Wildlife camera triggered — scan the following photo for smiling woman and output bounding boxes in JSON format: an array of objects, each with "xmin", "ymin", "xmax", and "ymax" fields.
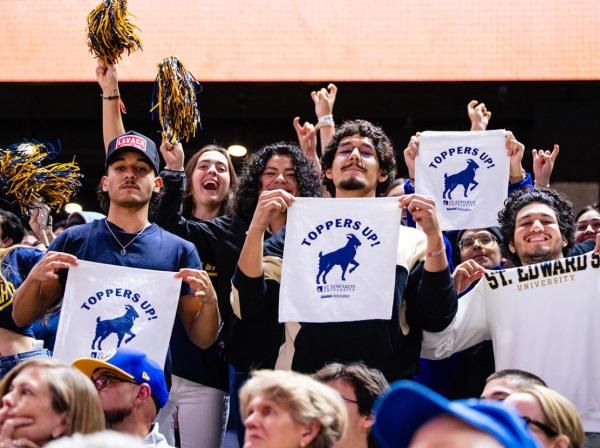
[{"xmin": 0, "ymin": 358, "xmax": 105, "ymax": 447}]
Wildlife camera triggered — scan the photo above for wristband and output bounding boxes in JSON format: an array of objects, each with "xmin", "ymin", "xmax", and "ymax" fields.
[
  {"xmin": 101, "ymin": 92, "xmax": 120, "ymax": 100},
  {"xmin": 425, "ymin": 248, "xmax": 445, "ymax": 258},
  {"xmin": 315, "ymin": 114, "xmax": 334, "ymax": 130}
]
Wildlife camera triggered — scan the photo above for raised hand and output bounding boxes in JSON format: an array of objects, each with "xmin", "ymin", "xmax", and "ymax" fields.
[
  {"xmin": 96, "ymin": 59, "xmax": 119, "ymax": 96},
  {"xmin": 403, "ymin": 133, "xmax": 421, "ymax": 180},
  {"xmin": 505, "ymin": 131, "xmax": 526, "ymax": 182},
  {"xmin": 311, "ymin": 83, "xmax": 337, "ymax": 118},
  {"xmin": 293, "ymin": 117, "xmax": 318, "ymax": 166},
  {"xmin": 532, "ymin": 144, "xmax": 559, "ymax": 188},
  {"xmin": 250, "ymin": 190, "xmax": 295, "ymax": 233},
  {"xmin": 399, "ymin": 194, "xmax": 441, "ymax": 237},
  {"xmin": 452, "ymin": 259, "xmax": 485, "ymax": 294},
  {"xmin": 159, "ymin": 138, "xmax": 185, "ymax": 171},
  {"xmin": 467, "ymin": 100, "xmax": 492, "ymax": 131}
]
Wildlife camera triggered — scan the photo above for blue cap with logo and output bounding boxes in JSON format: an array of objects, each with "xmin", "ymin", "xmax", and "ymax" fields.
[
  {"xmin": 106, "ymin": 130, "xmax": 160, "ymax": 174},
  {"xmin": 72, "ymin": 347, "xmax": 168, "ymax": 409},
  {"xmin": 373, "ymin": 380, "xmax": 540, "ymax": 448}
]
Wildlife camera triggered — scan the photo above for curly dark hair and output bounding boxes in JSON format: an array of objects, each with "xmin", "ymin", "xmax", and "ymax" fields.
[
  {"xmin": 320, "ymin": 120, "xmax": 397, "ymax": 197},
  {"xmin": 183, "ymin": 145, "xmax": 238, "ymax": 218},
  {"xmin": 497, "ymin": 187, "xmax": 575, "ymax": 265},
  {"xmin": 233, "ymin": 142, "xmax": 322, "ymax": 222}
]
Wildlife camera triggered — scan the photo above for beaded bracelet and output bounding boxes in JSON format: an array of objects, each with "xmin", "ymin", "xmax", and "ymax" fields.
[{"xmin": 101, "ymin": 92, "xmax": 120, "ymax": 100}]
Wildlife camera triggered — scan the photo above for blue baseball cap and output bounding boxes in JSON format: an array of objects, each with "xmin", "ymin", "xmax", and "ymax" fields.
[
  {"xmin": 72, "ymin": 347, "xmax": 168, "ymax": 409},
  {"xmin": 106, "ymin": 130, "xmax": 160, "ymax": 174},
  {"xmin": 373, "ymin": 380, "xmax": 539, "ymax": 448}
]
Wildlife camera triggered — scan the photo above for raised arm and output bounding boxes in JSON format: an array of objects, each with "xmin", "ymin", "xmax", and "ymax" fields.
[
  {"xmin": 312, "ymin": 83, "xmax": 337, "ymax": 152},
  {"xmin": 97, "ymin": 59, "xmax": 125, "ymax": 151},
  {"xmin": 403, "ymin": 133, "xmax": 421, "ymax": 188},
  {"xmin": 532, "ymin": 144, "xmax": 560, "ymax": 189},
  {"xmin": 12, "ymin": 251, "xmax": 77, "ymax": 326},
  {"xmin": 237, "ymin": 190, "xmax": 294, "ymax": 278},
  {"xmin": 293, "ymin": 117, "xmax": 319, "ymax": 173},
  {"xmin": 467, "ymin": 100, "xmax": 492, "ymax": 131},
  {"xmin": 399, "ymin": 194, "xmax": 448, "ymax": 273}
]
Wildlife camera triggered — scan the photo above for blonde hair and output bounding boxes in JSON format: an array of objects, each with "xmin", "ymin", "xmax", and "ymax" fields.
[
  {"xmin": 240, "ymin": 369, "xmax": 347, "ymax": 448},
  {"xmin": 519, "ymin": 385, "xmax": 584, "ymax": 448},
  {"xmin": 0, "ymin": 358, "xmax": 106, "ymax": 437}
]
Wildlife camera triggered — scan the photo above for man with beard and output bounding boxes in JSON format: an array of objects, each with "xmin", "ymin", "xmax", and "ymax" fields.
[
  {"xmin": 233, "ymin": 119, "xmax": 457, "ymax": 381},
  {"xmin": 73, "ymin": 348, "xmax": 172, "ymax": 447},
  {"xmin": 421, "ymin": 188, "xmax": 600, "ymax": 439}
]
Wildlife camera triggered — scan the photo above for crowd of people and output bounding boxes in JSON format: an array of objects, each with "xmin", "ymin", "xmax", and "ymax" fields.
[{"xmin": 0, "ymin": 68, "xmax": 598, "ymax": 448}]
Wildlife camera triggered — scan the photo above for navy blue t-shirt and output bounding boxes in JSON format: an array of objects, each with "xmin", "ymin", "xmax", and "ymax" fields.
[
  {"xmin": 50, "ymin": 219, "xmax": 200, "ymax": 294},
  {"xmin": 1, "ymin": 246, "xmax": 44, "ymax": 337},
  {"xmin": 45, "ymin": 219, "xmax": 201, "ymax": 365}
]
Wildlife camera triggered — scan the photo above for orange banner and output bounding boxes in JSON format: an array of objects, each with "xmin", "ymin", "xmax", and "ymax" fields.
[{"xmin": 1, "ymin": 0, "xmax": 599, "ymax": 82}]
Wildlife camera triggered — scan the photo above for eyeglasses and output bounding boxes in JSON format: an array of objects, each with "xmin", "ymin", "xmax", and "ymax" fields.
[
  {"xmin": 459, "ymin": 233, "xmax": 496, "ymax": 250},
  {"xmin": 335, "ymin": 149, "xmax": 376, "ymax": 159},
  {"xmin": 522, "ymin": 416, "xmax": 559, "ymax": 438},
  {"xmin": 92, "ymin": 373, "xmax": 139, "ymax": 391}
]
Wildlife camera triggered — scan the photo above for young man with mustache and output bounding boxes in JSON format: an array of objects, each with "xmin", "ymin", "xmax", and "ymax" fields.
[
  {"xmin": 12, "ymin": 131, "xmax": 219, "ymax": 355},
  {"xmin": 233, "ymin": 119, "xmax": 458, "ymax": 381}
]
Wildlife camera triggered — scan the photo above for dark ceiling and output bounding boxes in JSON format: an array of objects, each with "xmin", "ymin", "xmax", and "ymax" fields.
[{"xmin": 1, "ymin": 81, "xmax": 598, "ymax": 211}]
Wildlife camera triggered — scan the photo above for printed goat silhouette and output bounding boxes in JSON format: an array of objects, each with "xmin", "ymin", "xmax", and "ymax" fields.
[
  {"xmin": 91, "ymin": 304, "xmax": 139, "ymax": 350},
  {"xmin": 316, "ymin": 233, "xmax": 361, "ymax": 285},
  {"xmin": 443, "ymin": 158, "xmax": 480, "ymax": 200}
]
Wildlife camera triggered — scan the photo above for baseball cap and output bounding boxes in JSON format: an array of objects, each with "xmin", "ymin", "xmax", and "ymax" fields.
[
  {"xmin": 72, "ymin": 347, "xmax": 168, "ymax": 409},
  {"xmin": 373, "ymin": 380, "xmax": 539, "ymax": 448},
  {"xmin": 106, "ymin": 131, "xmax": 160, "ymax": 174}
]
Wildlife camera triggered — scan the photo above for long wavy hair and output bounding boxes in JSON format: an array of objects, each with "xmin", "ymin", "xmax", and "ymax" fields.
[
  {"xmin": 233, "ymin": 142, "xmax": 322, "ymax": 222},
  {"xmin": 182, "ymin": 145, "xmax": 238, "ymax": 218}
]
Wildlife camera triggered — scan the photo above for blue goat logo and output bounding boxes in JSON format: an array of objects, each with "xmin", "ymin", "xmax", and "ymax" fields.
[
  {"xmin": 316, "ymin": 233, "xmax": 361, "ymax": 285},
  {"xmin": 442, "ymin": 159, "xmax": 480, "ymax": 200},
  {"xmin": 91, "ymin": 304, "xmax": 140, "ymax": 350}
]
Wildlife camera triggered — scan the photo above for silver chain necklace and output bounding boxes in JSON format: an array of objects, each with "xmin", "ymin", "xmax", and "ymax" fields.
[{"xmin": 104, "ymin": 220, "xmax": 149, "ymax": 256}]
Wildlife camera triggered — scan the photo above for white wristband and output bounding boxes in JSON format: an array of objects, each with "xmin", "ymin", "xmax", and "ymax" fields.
[{"xmin": 315, "ymin": 114, "xmax": 334, "ymax": 130}]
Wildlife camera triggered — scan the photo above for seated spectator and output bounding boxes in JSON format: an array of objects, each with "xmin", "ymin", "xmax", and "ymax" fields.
[
  {"xmin": 373, "ymin": 380, "xmax": 538, "ymax": 447},
  {"xmin": 575, "ymin": 204, "xmax": 600, "ymax": 244},
  {"xmin": 482, "ymin": 369, "xmax": 547, "ymax": 401},
  {"xmin": 505, "ymin": 385, "xmax": 584, "ymax": 448},
  {"xmin": 240, "ymin": 369, "xmax": 347, "ymax": 448},
  {"xmin": 72, "ymin": 348, "xmax": 170, "ymax": 447},
  {"xmin": 314, "ymin": 362, "xmax": 389, "ymax": 448},
  {"xmin": 0, "ymin": 358, "xmax": 105, "ymax": 446}
]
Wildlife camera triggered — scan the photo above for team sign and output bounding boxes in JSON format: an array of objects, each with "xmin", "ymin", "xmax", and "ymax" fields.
[
  {"xmin": 415, "ymin": 130, "xmax": 509, "ymax": 231},
  {"xmin": 279, "ymin": 197, "xmax": 401, "ymax": 323},
  {"xmin": 53, "ymin": 260, "xmax": 181, "ymax": 366}
]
